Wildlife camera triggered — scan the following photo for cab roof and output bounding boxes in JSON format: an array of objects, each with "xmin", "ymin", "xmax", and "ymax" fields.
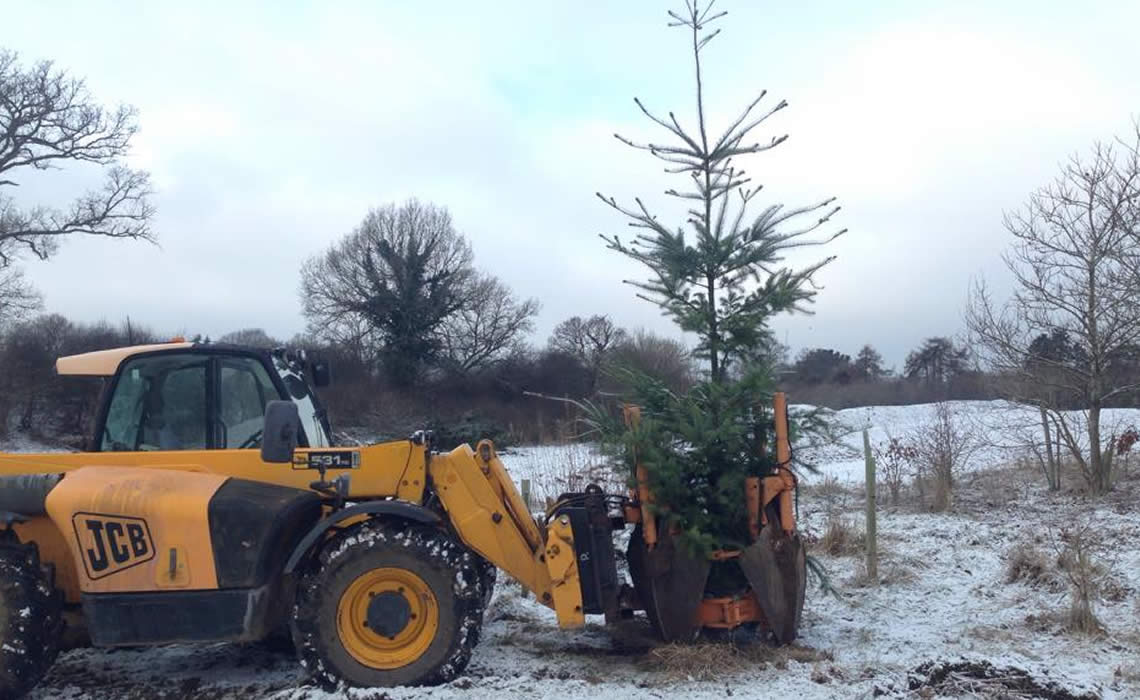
[{"xmin": 55, "ymin": 342, "xmax": 195, "ymax": 377}]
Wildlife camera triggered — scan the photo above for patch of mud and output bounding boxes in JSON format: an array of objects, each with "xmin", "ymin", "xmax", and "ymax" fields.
[
  {"xmin": 32, "ymin": 643, "xmax": 300, "ymax": 700},
  {"xmin": 906, "ymin": 660, "xmax": 1098, "ymax": 700}
]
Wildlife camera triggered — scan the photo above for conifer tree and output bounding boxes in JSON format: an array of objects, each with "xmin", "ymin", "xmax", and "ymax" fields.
[
  {"xmin": 854, "ymin": 344, "xmax": 886, "ymax": 381},
  {"xmin": 597, "ymin": 0, "xmax": 844, "ymax": 551},
  {"xmin": 599, "ymin": 1, "xmax": 844, "ymax": 385}
]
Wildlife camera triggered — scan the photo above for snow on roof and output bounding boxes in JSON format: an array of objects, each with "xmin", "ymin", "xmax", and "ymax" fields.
[{"xmin": 55, "ymin": 342, "xmax": 195, "ymax": 377}]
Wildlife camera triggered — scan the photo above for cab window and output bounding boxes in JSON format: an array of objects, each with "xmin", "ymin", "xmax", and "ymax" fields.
[
  {"xmin": 100, "ymin": 352, "xmax": 288, "ymax": 452},
  {"xmin": 102, "ymin": 354, "xmax": 208, "ymax": 451},
  {"xmin": 219, "ymin": 357, "xmax": 280, "ymax": 449},
  {"xmin": 271, "ymin": 355, "xmax": 331, "ymax": 448}
]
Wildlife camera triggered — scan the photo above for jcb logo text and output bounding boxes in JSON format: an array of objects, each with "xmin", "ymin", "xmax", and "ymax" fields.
[{"xmin": 71, "ymin": 513, "xmax": 155, "ymax": 579}]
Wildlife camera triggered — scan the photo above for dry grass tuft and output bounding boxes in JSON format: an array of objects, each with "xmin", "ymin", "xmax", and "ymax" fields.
[
  {"xmin": 1005, "ymin": 524, "xmax": 1113, "ymax": 638},
  {"xmin": 805, "ymin": 475, "xmax": 852, "ymax": 517},
  {"xmin": 851, "ymin": 556, "xmax": 917, "ymax": 587},
  {"xmin": 642, "ymin": 642, "xmax": 830, "ymax": 682},
  {"xmin": 1057, "ymin": 526, "xmax": 1108, "ymax": 637},
  {"xmin": 1066, "ymin": 593, "xmax": 1105, "ymax": 637},
  {"xmin": 815, "ymin": 517, "xmax": 865, "ymax": 557},
  {"xmin": 1004, "ymin": 543, "xmax": 1058, "ymax": 589}
]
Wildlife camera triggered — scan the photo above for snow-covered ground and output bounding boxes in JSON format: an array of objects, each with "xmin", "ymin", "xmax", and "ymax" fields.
[
  {"xmin": 794, "ymin": 400, "xmax": 1140, "ymax": 484},
  {"xmin": 22, "ymin": 401, "xmax": 1140, "ymax": 699}
]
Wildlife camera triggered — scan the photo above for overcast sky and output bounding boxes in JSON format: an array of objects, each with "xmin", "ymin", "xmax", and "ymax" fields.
[{"xmin": 5, "ymin": 1, "xmax": 1139, "ymax": 369}]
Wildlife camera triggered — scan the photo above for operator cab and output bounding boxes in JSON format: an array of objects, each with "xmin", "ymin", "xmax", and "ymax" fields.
[{"xmin": 55, "ymin": 341, "xmax": 333, "ymax": 453}]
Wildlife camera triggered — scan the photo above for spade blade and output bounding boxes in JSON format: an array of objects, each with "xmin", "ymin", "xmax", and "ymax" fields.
[
  {"xmin": 739, "ymin": 524, "xmax": 807, "ymax": 643},
  {"xmin": 627, "ymin": 524, "xmax": 709, "ymax": 643}
]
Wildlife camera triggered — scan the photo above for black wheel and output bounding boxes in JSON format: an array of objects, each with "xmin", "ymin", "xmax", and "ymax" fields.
[
  {"xmin": 463, "ymin": 556, "xmax": 495, "ymax": 650},
  {"xmin": 0, "ymin": 544, "xmax": 64, "ymax": 699},
  {"xmin": 475, "ymin": 556, "xmax": 496, "ymax": 612},
  {"xmin": 291, "ymin": 523, "xmax": 484, "ymax": 688}
]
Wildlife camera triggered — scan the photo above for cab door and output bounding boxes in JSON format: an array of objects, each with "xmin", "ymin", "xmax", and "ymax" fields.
[
  {"xmin": 215, "ymin": 355, "xmax": 280, "ymax": 450},
  {"xmin": 99, "ymin": 350, "xmax": 291, "ymax": 454},
  {"xmin": 91, "ymin": 349, "xmax": 374, "ymax": 490},
  {"xmin": 100, "ymin": 352, "xmax": 212, "ymax": 452}
]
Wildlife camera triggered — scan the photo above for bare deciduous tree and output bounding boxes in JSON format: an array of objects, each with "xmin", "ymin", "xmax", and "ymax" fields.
[
  {"xmin": 0, "ymin": 314, "xmax": 156, "ymax": 439},
  {"xmin": 218, "ymin": 328, "xmax": 282, "ymax": 349},
  {"xmin": 608, "ymin": 329, "xmax": 695, "ymax": 394},
  {"xmin": 0, "ymin": 49, "xmax": 155, "ymax": 324},
  {"xmin": 301, "ymin": 200, "xmax": 473, "ymax": 387},
  {"xmin": 966, "ymin": 123, "xmax": 1140, "ymax": 495},
  {"xmin": 0, "ymin": 269, "xmax": 38, "ymax": 327},
  {"xmin": 547, "ymin": 314, "xmax": 627, "ymax": 393},
  {"xmin": 440, "ymin": 273, "xmax": 539, "ymax": 374}
]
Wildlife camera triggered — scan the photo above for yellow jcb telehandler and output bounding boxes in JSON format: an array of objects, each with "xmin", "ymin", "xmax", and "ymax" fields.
[{"xmin": 0, "ymin": 341, "xmax": 806, "ymax": 697}]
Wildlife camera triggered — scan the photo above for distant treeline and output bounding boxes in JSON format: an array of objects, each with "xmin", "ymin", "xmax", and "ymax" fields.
[
  {"xmin": 0, "ymin": 313, "xmax": 694, "ymax": 448},
  {"xmin": 781, "ymin": 335, "xmax": 1140, "ymax": 411},
  {"xmin": 4, "ymin": 313, "xmax": 1134, "ymax": 448}
]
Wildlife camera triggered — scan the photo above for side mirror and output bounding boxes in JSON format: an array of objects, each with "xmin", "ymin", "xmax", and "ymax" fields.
[
  {"xmin": 261, "ymin": 400, "xmax": 300, "ymax": 463},
  {"xmin": 309, "ymin": 358, "xmax": 332, "ymax": 388}
]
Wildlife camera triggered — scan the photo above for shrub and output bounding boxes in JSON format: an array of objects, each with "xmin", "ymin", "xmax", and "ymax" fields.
[
  {"xmin": 1056, "ymin": 525, "xmax": 1107, "ymax": 636},
  {"xmin": 909, "ymin": 403, "xmax": 981, "ymax": 511},
  {"xmin": 816, "ymin": 518, "xmax": 865, "ymax": 557},
  {"xmin": 875, "ymin": 437, "xmax": 916, "ymax": 506},
  {"xmin": 426, "ymin": 412, "xmax": 511, "ymax": 451}
]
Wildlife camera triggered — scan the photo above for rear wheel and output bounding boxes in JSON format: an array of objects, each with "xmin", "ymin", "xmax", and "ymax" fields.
[
  {"xmin": 291, "ymin": 523, "xmax": 484, "ymax": 688},
  {"xmin": 0, "ymin": 543, "xmax": 64, "ymax": 699}
]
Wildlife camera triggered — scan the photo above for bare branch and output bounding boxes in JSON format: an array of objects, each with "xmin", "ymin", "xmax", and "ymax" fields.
[{"xmin": 0, "ymin": 49, "xmax": 156, "ymax": 271}]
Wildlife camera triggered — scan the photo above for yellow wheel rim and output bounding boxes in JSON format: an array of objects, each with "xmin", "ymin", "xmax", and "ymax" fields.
[{"xmin": 336, "ymin": 567, "xmax": 439, "ymax": 669}]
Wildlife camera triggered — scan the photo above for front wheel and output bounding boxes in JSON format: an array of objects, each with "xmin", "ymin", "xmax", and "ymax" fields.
[{"xmin": 291, "ymin": 523, "xmax": 484, "ymax": 688}]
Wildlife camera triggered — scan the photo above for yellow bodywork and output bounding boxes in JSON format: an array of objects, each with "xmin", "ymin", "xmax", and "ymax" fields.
[
  {"xmin": 428, "ymin": 440, "xmax": 583, "ymax": 628},
  {"xmin": 4, "ymin": 436, "xmax": 586, "ymax": 628},
  {"xmin": 45, "ymin": 466, "xmax": 225, "ymax": 594},
  {"xmin": 5, "ymin": 440, "xmax": 424, "ymax": 603}
]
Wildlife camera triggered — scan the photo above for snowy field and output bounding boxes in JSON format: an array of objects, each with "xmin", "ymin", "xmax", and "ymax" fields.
[
  {"xmin": 792, "ymin": 401, "xmax": 1140, "ymax": 485},
  {"xmin": 21, "ymin": 401, "xmax": 1140, "ymax": 699}
]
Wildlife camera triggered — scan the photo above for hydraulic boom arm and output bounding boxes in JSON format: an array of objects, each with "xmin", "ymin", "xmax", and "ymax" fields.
[{"xmin": 428, "ymin": 441, "xmax": 585, "ymax": 628}]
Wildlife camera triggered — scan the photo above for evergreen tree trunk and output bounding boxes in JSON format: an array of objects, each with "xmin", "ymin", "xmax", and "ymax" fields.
[{"xmin": 690, "ymin": 10, "xmax": 719, "ymax": 385}]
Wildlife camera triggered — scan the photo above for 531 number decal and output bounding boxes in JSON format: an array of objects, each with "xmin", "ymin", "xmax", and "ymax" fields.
[{"xmin": 292, "ymin": 450, "xmax": 360, "ymax": 470}]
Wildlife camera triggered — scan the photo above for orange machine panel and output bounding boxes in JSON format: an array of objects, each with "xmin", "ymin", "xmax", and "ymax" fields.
[{"xmin": 44, "ymin": 466, "xmax": 226, "ymax": 594}]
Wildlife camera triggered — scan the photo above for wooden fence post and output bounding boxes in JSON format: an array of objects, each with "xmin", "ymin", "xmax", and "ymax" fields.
[{"xmin": 863, "ymin": 428, "xmax": 878, "ymax": 584}]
